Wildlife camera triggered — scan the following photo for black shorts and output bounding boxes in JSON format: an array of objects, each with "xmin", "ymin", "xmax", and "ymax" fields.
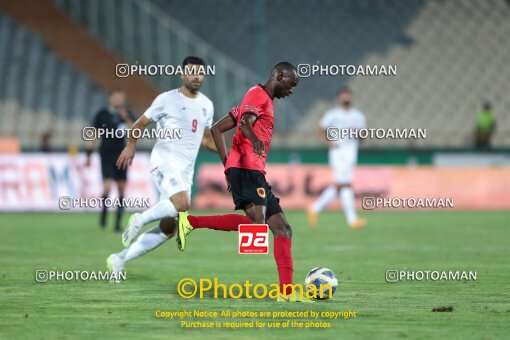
[
  {"xmin": 226, "ymin": 168, "xmax": 283, "ymax": 219},
  {"xmin": 100, "ymin": 153, "xmax": 127, "ymax": 180}
]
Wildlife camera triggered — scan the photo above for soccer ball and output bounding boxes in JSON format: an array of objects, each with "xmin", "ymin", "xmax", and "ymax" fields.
[{"xmin": 304, "ymin": 267, "xmax": 338, "ymax": 300}]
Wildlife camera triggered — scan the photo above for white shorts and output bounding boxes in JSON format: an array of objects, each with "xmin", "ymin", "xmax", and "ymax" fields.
[
  {"xmin": 151, "ymin": 165, "xmax": 192, "ymax": 202},
  {"xmin": 329, "ymin": 146, "xmax": 358, "ymax": 184}
]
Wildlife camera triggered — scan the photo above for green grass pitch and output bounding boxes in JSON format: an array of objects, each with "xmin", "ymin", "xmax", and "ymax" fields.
[{"xmin": 1, "ymin": 210, "xmax": 509, "ymax": 339}]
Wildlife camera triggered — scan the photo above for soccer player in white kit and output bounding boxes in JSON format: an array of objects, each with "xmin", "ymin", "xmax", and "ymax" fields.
[
  {"xmin": 106, "ymin": 56, "xmax": 217, "ymax": 277},
  {"xmin": 308, "ymin": 87, "xmax": 367, "ymax": 229}
]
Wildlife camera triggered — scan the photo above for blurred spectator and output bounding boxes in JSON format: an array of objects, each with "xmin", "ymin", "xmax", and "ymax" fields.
[
  {"xmin": 474, "ymin": 102, "xmax": 496, "ymax": 149},
  {"xmin": 40, "ymin": 131, "xmax": 52, "ymax": 152},
  {"xmin": 86, "ymin": 90, "xmax": 136, "ymax": 232}
]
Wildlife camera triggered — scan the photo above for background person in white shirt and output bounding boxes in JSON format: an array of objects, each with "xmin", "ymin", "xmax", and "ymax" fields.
[{"xmin": 308, "ymin": 87, "xmax": 367, "ymax": 229}]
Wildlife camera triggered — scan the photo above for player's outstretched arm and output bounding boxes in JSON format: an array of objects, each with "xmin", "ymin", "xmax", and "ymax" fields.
[
  {"xmin": 239, "ymin": 113, "xmax": 265, "ymax": 156},
  {"xmin": 201, "ymin": 128, "xmax": 218, "ymax": 153},
  {"xmin": 85, "ymin": 139, "xmax": 96, "ymax": 167},
  {"xmin": 317, "ymin": 126, "xmax": 328, "ymax": 144},
  {"xmin": 210, "ymin": 114, "xmax": 235, "ymax": 165},
  {"xmin": 317, "ymin": 126, "xmax": 337, "ymax": 148},
  {"xmin": 116, "ymin": 115, "xmax": 151, "ymax": 169},
  {"xmin": 86, "ymin": 112, "xmax": 100, "ymax": 167}
]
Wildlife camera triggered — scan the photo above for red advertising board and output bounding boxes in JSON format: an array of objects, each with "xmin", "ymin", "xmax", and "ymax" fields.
[
  {"xmin": 0, "ymin": 153, "xmax": 157, "ymax": 211},
  {"xmin": 193, "ymin": 164, "xmax": 510, "ymax": 210}
]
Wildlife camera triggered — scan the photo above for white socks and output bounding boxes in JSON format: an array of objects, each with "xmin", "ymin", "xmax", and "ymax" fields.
[
  {"xmin": 312, "ymin": 186, "xmax": 337, "ymax": 213},
  {"xmin": 139, "ymin": 200, "xmax": 178, "ymax": 226},
  {"xmin": 312, "ymin": 186, "xmax": 358, "ymax": 225},
  {"xmin": 115, "ymin": 200, "xmax": 177, "ymax": 265},
  {"xmin": 340, "ymin": 187, "xmax": 357, "ymax": 225},
  {"xmin": 116, "ymin": 249, "xmax": 128, "ymax": 259},
  {"xmin": 122, "ymin": 226, "xmax": 169, "ymax": 263}
]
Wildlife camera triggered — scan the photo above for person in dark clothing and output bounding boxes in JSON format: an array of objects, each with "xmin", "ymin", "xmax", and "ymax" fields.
[
  {"xmin": 40, "ymin": 131, "xmax": 52, "ymax": 152},
  {"xmin": 474, "ymin": 102, "xmax": 496, "ymax": 149},
  {"xmin": 86, "ymin": 90, "xmax": 136, "ymax": 231}
]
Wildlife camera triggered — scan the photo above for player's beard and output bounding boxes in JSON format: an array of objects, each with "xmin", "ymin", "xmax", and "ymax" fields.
[
  {"xmin": 185, "ymin": 81, "xmax": 201, "ymax": 94},
  {"xmin": 274, "ymin": 88, "xmax": 284, "ymax": 99}
]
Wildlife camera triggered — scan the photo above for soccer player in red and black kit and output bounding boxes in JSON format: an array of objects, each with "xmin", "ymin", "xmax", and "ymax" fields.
[{"xmin": 176, "ymin": 62, "xmax": 311, "ymax": 302}]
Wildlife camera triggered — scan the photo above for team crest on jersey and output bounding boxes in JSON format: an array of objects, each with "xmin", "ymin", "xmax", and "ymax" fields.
[
  {"xmin": 169, "ymin": 178, "xmax": 178, "ymax": 186},
  {"xmin": 256, "ymin": 187, "xmax": 266, "ymax": 198},
  {"xmin": 202, "ymin": 108, "xmax": 207, "ymax": 117}
]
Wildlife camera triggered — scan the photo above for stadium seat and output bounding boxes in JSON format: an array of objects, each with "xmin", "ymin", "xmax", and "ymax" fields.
[{"xmin": 0, "ymin": 13, "xmax": 109, "ymax": 150}]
